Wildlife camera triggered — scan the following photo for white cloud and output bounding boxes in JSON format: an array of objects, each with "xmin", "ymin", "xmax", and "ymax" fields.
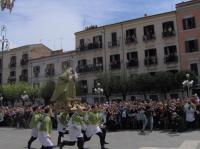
[{"xmin": 0, "ymin": 0, "xmax": 186, "ymax": 51}]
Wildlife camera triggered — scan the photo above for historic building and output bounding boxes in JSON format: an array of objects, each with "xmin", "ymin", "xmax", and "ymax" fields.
[
  {"xmin": 176, "ymin": 0, "xmax": 200, "ymax": 80},
  {"xmin": 29, "ymin": 50, "xmax": 76, "ymax": 86},
  {"xmin": 75, "ymin": 11, "xmax": 179, "ymax": 102},
  {"xmin": 0, "ymin": 44, "xmax": 52, "ymax": 84}
]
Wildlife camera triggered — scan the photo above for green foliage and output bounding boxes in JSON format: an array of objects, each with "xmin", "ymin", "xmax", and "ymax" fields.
[
  {"xmin": 2, "ymin": 82, "xmax": 39, "ymax": 105},
  {"xmin": 39, "ymin": 80, "xmax": 55, "ymax": 105}
]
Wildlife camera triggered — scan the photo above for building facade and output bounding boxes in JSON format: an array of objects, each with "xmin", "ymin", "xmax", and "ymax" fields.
[
  {"xmin": 176, "ymin": 0, "xmax": 200, "ymax": 80},
  {"xmin": 30, "ymin": 50, "xmax": 76, "ymax": 86},
  {"xmin": 0, "ymin": 44, "xmax": 52, "ymax": 84},
  {"xmin": 75, "ymin": 11, "xmax": 180, "ymax": 102}
]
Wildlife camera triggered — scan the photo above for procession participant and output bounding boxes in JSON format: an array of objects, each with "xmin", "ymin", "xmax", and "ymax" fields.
[
  {"xmin": 27, "ymin": 106, "xmax": 40, "ymax": 149},
  {"xmin": 56, "ymin": 108, "xmax": 70, "ymax": 146},
  {"xmin": 60, "ymin": 106, "xmax": 85, "ymax": 149},
  {"xmin": 38, "ymin": 106, "xmax": 54, "ymax": 149},
  {"xmin": 99, "ymin": 105, "xmax": 109, "ymax": 144},
  {"xmin": 84, "ymin": 105, "xmax": 108, "ymax": 149}
]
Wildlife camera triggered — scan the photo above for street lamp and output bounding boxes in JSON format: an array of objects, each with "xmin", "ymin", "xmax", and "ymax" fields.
[
  {"xmin": 182, "ymin": 73, "xmax": 194, "ymax": 97},
  {"xmin": 0, "ymin": 95, "xmax": 3, "ymax": 106},
  {"xmin": 94, "ymin": 83, "xmax": 104, "ymax": 103},
  {"xmin": 0, "ymin": 25, "xmax": 9, "ymax": 85},
  {"xmin": 21, "ymin": 91, "xmax": 29, "ymax": 106}
]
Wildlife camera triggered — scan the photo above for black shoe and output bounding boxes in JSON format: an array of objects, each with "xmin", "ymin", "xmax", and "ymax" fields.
[{"xmin": 59, "ymin": 143, "xmax": 64, "ymax": 149}]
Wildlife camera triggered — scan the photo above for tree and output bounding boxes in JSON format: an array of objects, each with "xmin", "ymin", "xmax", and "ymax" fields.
[
  {"xmin": 39, "ymin": 80, "xmax": 55, "ymax": 105},
  {"xmin": 97, "ymin": 73, "xmax": 112, "ymax": 101},
  {"xmin": 133, "ymin": 73, "xmax": 155, "ymax": 99},
  {"xmin": 154, "ymin": 71, "xmax": 174, "ymax": 100}
]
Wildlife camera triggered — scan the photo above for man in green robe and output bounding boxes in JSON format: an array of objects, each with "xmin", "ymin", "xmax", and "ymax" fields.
[
  {"xmin": 27, "ymin": 106, "xmax": 40, "ymax": 149},
  {"xmin": 38, "ymin": 106, "xmax": 54, "ymax": 149}
]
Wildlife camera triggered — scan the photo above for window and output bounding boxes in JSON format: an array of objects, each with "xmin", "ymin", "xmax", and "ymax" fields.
[
  {"xmin": 10, "ymin": 71, "xmax": 16, "ymax": 77},
  {"xmin": 77, "ymin": 80, "xmax": 88, "ymax": 94},
  {"xmin": 162, "ymin": 21, "xmax": 175, "ymax": 37},
  {"xmin": 185, "ymin": 39, "xmax": 199, "ymax": 53},
  {"xmin": 111, "ymin": 32, "xmax": 117, "ymax": 46},
  {"xmin": 78, "ymin": 59, "xmax": 87, "ymax": 66},
  {"xmin": 190, "ymin": 63, "xmax": 198, "ymax": 76},
  {"xmin": 45, "ymin": 64, "xmax": 55, "ymax": 77},
  {"xmin": 127, "ymin": 52, "xmax": 138, "ymax": 67},
  {"xmin": 183, "ymin": 17, "xmax": 196, "ymax": 30},
  {"xmin": 126, "ymin": 28, "xmax": 137, "ymax": 44},
  {"xmin": 93, "ymin": 57, "xmax": 103, "ymax": 66},
  {"xmin": 143, "ymin": 25, "xmax": 155, "ymax": 41},
  {"xmin": 110, "ymin": 54, "xmax": 121, "ymax": 69},
  {"xmin": 10, "ymin": 56, "xmax": 16, "ymax": 67},
  {"xmin": 93, "ymin": 35, "xmax": 102, "ymax": 48},
  {"xmin": 144, "ymin": 49, "xmax": 157, "ymax": 66},
  {"xmin": 164, "ymin": 46, "xmax": 178, "ymax": 63},
  {"xmin": 33, "ymin": 66, "xmax": 40, "ymax": 78},
  {"xmin": 79, "ymin": 39, "xmax": 85, "ymax": 51}
]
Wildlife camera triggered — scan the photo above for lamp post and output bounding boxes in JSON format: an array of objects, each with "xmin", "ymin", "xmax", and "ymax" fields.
[
  {"xmin": 0, "ymin": 25, "xmax": 9, "ymax": 102},
  {"xmin": 21, "ymin": 91, "xmax": 29, "ymax": 106},
  {"xmin": 182, "ymin": 73, "xmax": 194, "ymax": 97},
  {"xmin": 0, "ymin": 95, "xmax": 3, "ymax": 106},
  {"xmin": 94, "ymin": 82, "xmax": 104, "ymax": 103}
]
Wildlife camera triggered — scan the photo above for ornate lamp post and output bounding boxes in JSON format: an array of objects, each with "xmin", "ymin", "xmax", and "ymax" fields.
[
  {"xmin": 94, "ymin": 82, "xmax": 104, "ymax": 103},
  {"xmin": 182, "ymin": 73, "xmax": 194, "ymax": 97}
]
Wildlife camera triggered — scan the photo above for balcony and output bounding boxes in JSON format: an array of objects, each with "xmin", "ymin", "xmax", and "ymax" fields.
[
  {"xmin": 162, "ymin": 31, "xmax": 175, "ymax": 38},
  {"xmin": 143, "ymin": 34, "xmax": 156, "ymax": 42},
  {"xmin": 19, "ymin": 74, "xmax": 28, "ymax": 82},
  {"xmin": 45, "ymin": 69, "xmax": 55, "ymax": 77},
  {"xmin": 76, "ymin": 64, "xmax": 103, "ymax": 73},
  {"xmin": 110, "ymin": 61, "xmax": 121, "ymax": 70},
  {"xmin": 108, "ymin": 40, "xmax": 120, "ymax": 48},
  {"xmin": 78, "ymin": 42, "xmax": 102, "ymax": 51},
  {"xmin": 125, "ymin": 36, "xmax": 137, "ymax": 44},
  {"xmin": 127, "ymin": 60, "xmax": 139, "ymax": 68},
  {"xmin": 164, "ymin": 55, "xmax": 178, "ymax": 64},
  {"xmin": 144, "ymin": 57, "xmax": 157, "ymax": 66},
  {"xmin": 9, "ymin": 63, "xmax": 16, "ymax": 68},
  {"xmin": 7, "ymin": 76, "xmax": 16, "ymax": 83},
  {"xmin": 20, "ymin": 59, "xmax": 28, "ymax": 66}
]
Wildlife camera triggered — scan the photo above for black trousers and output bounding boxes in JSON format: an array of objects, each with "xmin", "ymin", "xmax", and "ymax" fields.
[
  {"xmin": 84, "ymin": 132, "xmax": 105, "ymax": 148},
  {"xmin": 57, "ymin": 131, "xmax": 64, "ymax": 145},
  {"xmin": 62, "ymin": 137, "xmax": 84, "ymax": 149},
  {"xmin": 101, "ymin": 127, "xmax": 107, "ymax": 143},
  {"xmin": 28, "ymin": 136, "xmax": 37, "ymax": 149}
]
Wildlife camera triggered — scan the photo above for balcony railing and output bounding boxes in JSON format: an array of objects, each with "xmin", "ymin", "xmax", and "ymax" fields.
[
  {"xmin": 7, "ymin": 76, "xmax": 16, "ymax": 83},
  {"xmin": 144, "ymin": 57, "xmax": 157, "ymax": 66},
  {"xmin": 162, "ymin": 31, "xmax": 176, "ymax": 38},
  {"xmin": 20, "ymin": 59, "xmax": 28, "ymax": 66},
  {"xmin": 143, "ymin": 34, "xmax": 156, "ymax": 42},
  {"xmin": 19, "ymin": 74, "xmax": 28, "ymax": 82},
  {"xmin": 164, "ymin": 55, "xmax": 178, "ymax": 64},
  {"xmin": 110, "ymin": 61, "xmax": 121, "ymax": 70},
  {"xmin": 9, "ymin": 63, "xmax": 16, "ymax": 68},
  {"xmin": 45, "ymin": 69, "xmax": 55, "ymax": 77},
  {"xmin": 125, "ymin": 36, "xmax": 137, "ymax": 44},
  {"xmin": 76, "ymin": 64, "xmax": 103, "ymax": 73},
  {"xmin": 78, "ymin": 42, "xmax": 102, "ymax": 51},
  {"xmin": 127, "ymin": 60, "xmax": 139, "ymax": 68},
  {"xmin": 108, "ymin": 40, "xmax": 120, "ymax": 48}
]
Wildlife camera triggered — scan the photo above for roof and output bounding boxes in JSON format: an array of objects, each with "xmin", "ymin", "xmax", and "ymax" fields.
[
  {"xmin": 75, "ymin": 11, "xmax": 175, "ymax": 35},
  {"xmin": 30, "ymin": 50, "xmax": 77, "ymax": 61},
  {"xmin": 176, "ymin": 0, "xmax": 200, "ymax": 8},
  {"xmin": 9, "ymin": 43, "xmax": 52, "ymax": 52}
]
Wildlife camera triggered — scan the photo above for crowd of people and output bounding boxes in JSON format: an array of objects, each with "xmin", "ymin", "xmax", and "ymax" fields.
[{"xmin": 1, "ymin": 95, "xmax": 200, "ymax": 148}]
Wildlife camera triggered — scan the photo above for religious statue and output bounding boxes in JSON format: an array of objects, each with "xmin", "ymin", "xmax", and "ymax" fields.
[{"xmin": 51, "ymin": 67, "xmax": 78, "ymax": 104}]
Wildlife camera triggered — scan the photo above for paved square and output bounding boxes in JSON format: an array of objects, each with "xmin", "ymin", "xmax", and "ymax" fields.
[{"xmin": 1, "ymin": 128, "xmax": 200, "ymax": 149}]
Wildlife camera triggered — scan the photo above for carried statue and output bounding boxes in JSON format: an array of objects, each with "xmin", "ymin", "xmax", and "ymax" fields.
[{"xmin": 51, "ymin": 67, "xmax": 78, "ymax": 107}]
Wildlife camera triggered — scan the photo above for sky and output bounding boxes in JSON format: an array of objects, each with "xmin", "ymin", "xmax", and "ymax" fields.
[{"xmin": 0, "ymin": 0, "xmax": 188, "ymax": 51}]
